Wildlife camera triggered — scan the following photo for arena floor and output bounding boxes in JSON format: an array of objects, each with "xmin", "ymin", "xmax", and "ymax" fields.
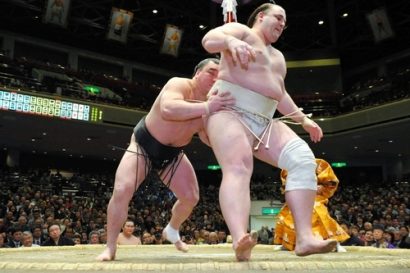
[{"xmin": 0, "ymin": 244, "xmax": 409, "ymax": 273}]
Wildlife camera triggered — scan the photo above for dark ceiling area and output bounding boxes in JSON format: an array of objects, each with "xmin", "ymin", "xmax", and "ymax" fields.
[{"xmin": 0, "ymin": 0, "xmax": 409, "ymax": 74}]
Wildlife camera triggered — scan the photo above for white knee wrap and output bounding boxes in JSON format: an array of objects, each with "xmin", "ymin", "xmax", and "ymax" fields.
[{"xmin": 278, "ymin": 138, "xmax": 317, "ymax": 191}]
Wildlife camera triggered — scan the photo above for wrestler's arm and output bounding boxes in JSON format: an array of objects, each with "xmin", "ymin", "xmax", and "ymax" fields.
[
  {"xmin": 160, "ymin": 77, "xmax": 234, "ymax": 121},
  {"xmin": 160, "ymin": 77, "xmax": 209, "ymax": 121},
  {"xmin": 202, "ymin": 23, "xmax": 244, "ymax": 52},
  {"xmin": 277, "ymin": 90, "xmax": 323, "ymax": 143},
  {"xmin": 202, "ymin": 23, "xmax": 256, "ymax": 64}
]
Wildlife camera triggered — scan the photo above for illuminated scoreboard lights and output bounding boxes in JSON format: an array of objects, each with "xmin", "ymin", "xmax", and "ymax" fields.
[{"xmin": 0, "ymin": 90, "xmax": 103, "ymax": 122}]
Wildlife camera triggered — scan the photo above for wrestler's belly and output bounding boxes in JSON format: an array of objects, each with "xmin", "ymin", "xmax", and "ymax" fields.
[
  {"xmin": 145, "ymin": 118, "xmax": 201, "ymax": 147},
  {"xmin": 218, "ymin": 71, "xmax": 283, "ymax": 99}
]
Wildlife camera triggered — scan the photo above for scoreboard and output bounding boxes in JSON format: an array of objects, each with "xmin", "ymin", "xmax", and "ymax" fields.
[{"xmin": 0, "ymin": 90, "xmax": 103, "ymax": 122}]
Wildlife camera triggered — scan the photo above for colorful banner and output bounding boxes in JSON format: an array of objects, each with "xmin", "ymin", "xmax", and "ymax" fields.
[
  {"xmin": 160, "ymin": 24, "xmax": 183, "ymax": 57},
  {"xmin": 366, "ymin": 8, "xmax": 394, "ymax": 43},
  {"xmin": 43, "ymin": 0, "xmax": 71, "ymax": 27},
  {"xmin": 107, "ymin": 8, "xmax": 134, "ymax": 43}
]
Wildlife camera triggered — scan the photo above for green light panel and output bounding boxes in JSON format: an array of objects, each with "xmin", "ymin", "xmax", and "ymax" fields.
[
  {"xmin": 0, "ymin": 90, "xmax": 102, "ymax": 122},
  {"xmin": 261, "ymin": 207, "xmax": 281, "ymax": 216},
  {"xmin": 331, "ymin": 162, "xmax": 347, "ymax": 168}
]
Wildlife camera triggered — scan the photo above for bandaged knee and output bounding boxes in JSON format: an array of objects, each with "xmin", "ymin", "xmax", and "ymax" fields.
[
  {"xmin": 164, "ymin": 224, "xmax": 180, "ymax": 243},
  {"xmin": 278, "ymin": 138, "xmax": 317, "ymax": 191}
]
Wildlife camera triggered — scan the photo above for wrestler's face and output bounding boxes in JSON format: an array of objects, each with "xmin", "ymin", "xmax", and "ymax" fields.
[
  {"xmin": 196, "ymin": 61, "xmax": 219, "ymax": 93},
  {"xmin": 123, "ymin": 221, "xmax": 135, "ymax": 235},
  {"xmin": 259, "ymin": 5, "xmax": 287, "ymax": 43}
]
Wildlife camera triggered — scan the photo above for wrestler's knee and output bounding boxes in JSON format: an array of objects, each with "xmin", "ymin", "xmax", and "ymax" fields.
[
  {"xmin": 278, "ymin": 138, "xmax": 317, "ymax": 191},
  {"xmin": 178, "ymin": 188, "xmax": 199, "ymax": 208},
  {"xmin": 112, "ymin": 178, "xmax": 135, "ymax": 200},
  {"xmin": 223, "ymin": 157, "xmax": 253, "ymax": 178}
]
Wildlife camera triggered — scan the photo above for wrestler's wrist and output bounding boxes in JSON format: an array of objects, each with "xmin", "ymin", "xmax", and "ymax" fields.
[
  {"xmin": 300, "ymin": 116, "xmax": 310, "ymax": 125},
  {"xmin": 203, "ymin": 102, "xmax": 210, "ymax": 116},
  {"xmin": 224, "ymin": 36, "xmax": 236, "ymax": 48}
]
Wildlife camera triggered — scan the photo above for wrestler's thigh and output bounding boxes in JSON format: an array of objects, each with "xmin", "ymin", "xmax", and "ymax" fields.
[
  {"xmin": 254, "ymin": 121, "xmax": 299, "ymax": 167},
  {"xmin": 114, "ymin": 134, "xmax": 147, "ymax": 189},
  {"xmin": 161, "ymin": 155, "xmax": 199, "ymax": 198},
  {"xmin": 206, "ymin": 113, "xmax": 254, "ymax": 165}
]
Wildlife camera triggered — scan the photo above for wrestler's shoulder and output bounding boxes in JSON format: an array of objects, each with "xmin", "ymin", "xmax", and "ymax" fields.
[
  {"xmin": 167, "ymin": 77, "xmax": 190, "ymax": 84},
  {"xmin": 224, "ymin": 21, "xmax": 248, "ymax": 29},
  {"xmin": 163, "ymin": 77, "xmax": 191, "ymax": 89}
]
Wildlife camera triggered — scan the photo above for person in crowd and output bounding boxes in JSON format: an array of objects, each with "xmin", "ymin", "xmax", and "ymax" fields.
[
  {"xmin": 275, "ymin": 159, "xmax": 349, "ymax": 252},
  {"xmin": 72, "ymin": 233, "xmax": 82, "ymax": 245},
  {"xmin": 340, "ymin": 223, "xmax": 364, "ymax": 246},
  {"xmin": 117, "ymin": 220, "xmax": 141, "ymax": 245},
  {"xmin": 0, "ymin": 233, "xmax": 10, "ymax": 248},
  {"xmin": 21, "ymin": 231, "xmax": 40, "ymax": 247},
  {"xmin": 371, "ymin": 225, "xmax": 395, "ymax": 248},
  {"xmin": 7, "ymin": 228, "xmax": 22, "ymax": 248},
  {"xmin": 89, "ymin": 230, "xmax": 100, "ymax": 244},
  {"xmin": 42, "ymin": 224, "xmax": 75, "ymax": 246},
  {"xmin": 363, "ymin": 230, "xmax": 375, "ymax": 246},
  {"xmin": 32, "ymin": 226, "xmax": 46, "ymax": 246},
  {"xmin": 397, "ymin": 226, "xmax": 410, "ymax": 248},
  {"xmin": 202, "ymin": 2, "xmax": 336, "ymax": 260}
]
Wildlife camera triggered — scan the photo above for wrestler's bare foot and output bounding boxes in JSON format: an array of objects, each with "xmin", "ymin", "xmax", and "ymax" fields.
[
  {"xmin": 96, "ymin": 247, "xmax": 116, "ymax": 261},
  {"xmin": 162, "ymin": 229, "xmax": 189, "ymax": 253},
  {"xmin": 174, "ymin": 240, "xmax": 189, "ymax": 252},
  {"xmin": 234, "ymin": 230, "xmax": 258, "ymax": 262},
  {"xmin": 294, "ymin": 239, "xmax": 337, "ymax": 257}
]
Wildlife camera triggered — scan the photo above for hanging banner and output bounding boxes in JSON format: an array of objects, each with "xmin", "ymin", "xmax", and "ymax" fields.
[
  {"xmin": 43, "ymin": 0, "xmax": 71, "ymax": 28},
  {"xmin": 107, "ymin": 8, "xmax": 134, "ymax": 43},
  {"xmin": 160, "ymin": 24, "xmax": 183, "ymax": 57},
  {"xmin": 366, "ymin": 8, "xmax": 394, "ymax": 43}
]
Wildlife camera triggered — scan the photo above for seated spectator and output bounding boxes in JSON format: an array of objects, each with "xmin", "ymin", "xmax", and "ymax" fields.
[
  {"xmin": 72, "ymin": 233, "xmax": 82, "ymax": 245},
  {"xmin": 208, "ymin": 232, "xmax": 219, "ymax": 245},
  {"xmin": 363, "ymin": 230, "xmax": 375, "ymax": 246},
  {"xmin": 398, "ymin": 226, "xmax": 410, "ymax": 249},
  {"xmin": 340, "ymin": 223, "xmax": 364, "ymax": 246},
  {"xmin": 141, "ymin": 232, "xmax": 153, "ymax": 245},
  {"xmin": 42, "ymin": 224, "xmax": 75, "ymax": 246},
  {"xmin": 99, "ymin": 229, "xmax": 107, "ymax": 244},
  {"xmin": 117, "ymin": 220, "xmax": 141, "ymax": 245},
  {"xmin": 88, "ymin": 230, "xmax": 100, "ymax": 244},
  {"xmin": 21, "ymin": 231, "xmax": 40, "ymax": 247},
  {"xmin": 217, "ymin": 231, "xmax": 227, "ymax": 244},
  {"xmin": 153, "ymin": 233, "xmax": 163, "ymax": 245},
  {"xmin": 7, "ymin": 228, "xmax": 22, "ymax": 248},
  {"xmin": 371, "ymin": 225, "xmax": 395, "ymax": 248},
  {"xmin": 183, "ymin": 234, "xmax": 195, "ymax": 245},
  {"xmin": 0, "ymin": 233, "xmax": 10, "ymax": 248}
]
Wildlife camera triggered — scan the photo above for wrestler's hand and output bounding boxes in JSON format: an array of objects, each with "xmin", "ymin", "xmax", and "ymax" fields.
[
  {"xmin": 206, "ymin": 90, "xmax": 235, "ymax": 113},
  {"xmin": 302, "ymin": 117, "xmax": 323, "ymax": 143},
  {"xmin": 225, "ymin": 36, "xmax": 256, "ymax": 67}
]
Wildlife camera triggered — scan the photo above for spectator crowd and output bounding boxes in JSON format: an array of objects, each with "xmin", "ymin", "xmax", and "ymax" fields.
[{"xmin": 0, "ymin": 167, "xmax": 409, "ymax": 249}]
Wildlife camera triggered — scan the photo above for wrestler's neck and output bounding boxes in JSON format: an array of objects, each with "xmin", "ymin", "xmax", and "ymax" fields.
[
  {"xmin": 252, "ymin": 27, "xmax": 278, "ymax": 46},
  {"xmin": 122, "ymin": 232, "xmax": 133, "ymax": 238}
]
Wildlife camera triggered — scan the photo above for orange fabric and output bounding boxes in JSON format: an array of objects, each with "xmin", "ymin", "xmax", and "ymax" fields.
[{"xmin": 274, "ymin": 159, "xmax": 349, "ymax": 250}]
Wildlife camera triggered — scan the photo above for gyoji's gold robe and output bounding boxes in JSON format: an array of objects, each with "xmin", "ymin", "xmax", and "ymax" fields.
[{"xmin": 274, "ymin": 159, "xmax": 349, "ymax": 251}]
